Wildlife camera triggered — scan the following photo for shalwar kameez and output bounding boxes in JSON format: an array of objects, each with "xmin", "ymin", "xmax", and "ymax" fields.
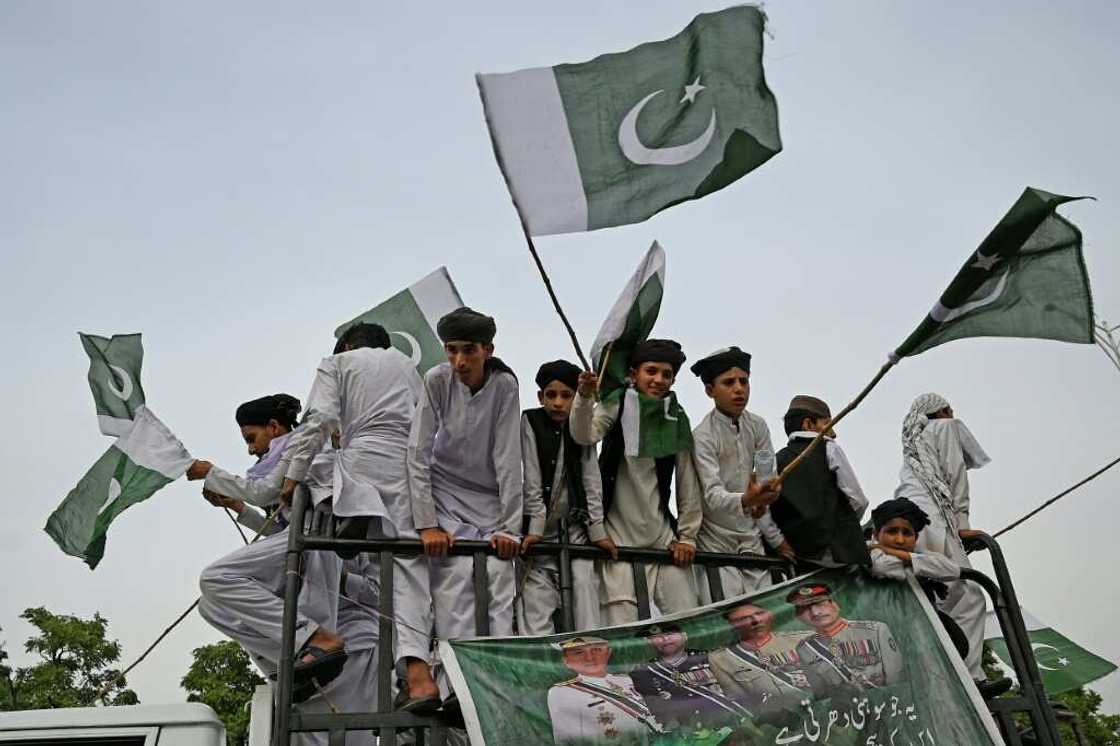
[{"xmin": 893, "ymin": 393, "xmax": 991, "ymax": 679}]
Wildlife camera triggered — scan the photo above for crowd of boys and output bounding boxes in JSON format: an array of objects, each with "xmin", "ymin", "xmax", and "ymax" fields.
[{"xmin": 184, "ymin": 306, "xmax": 1008, "ymax": 742}]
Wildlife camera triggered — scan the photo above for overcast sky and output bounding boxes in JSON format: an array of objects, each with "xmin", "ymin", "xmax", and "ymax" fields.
[{"xmin": 2, "ymin": 0, "xmax": 1118, "ymax": 711}]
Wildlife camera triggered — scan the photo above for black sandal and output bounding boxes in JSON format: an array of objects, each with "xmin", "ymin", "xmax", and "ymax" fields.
[
  {"xmin": 393, "ymin": 686, "xmax": 442, "ymax": 715},
  {"xmin": 293, "ymin": 642, "xmax": 348, "ymax": 696}
]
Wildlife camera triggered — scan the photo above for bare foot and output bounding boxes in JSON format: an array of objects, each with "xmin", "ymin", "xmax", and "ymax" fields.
[
  {"xmin": 300, "ymin": 627, "xmax": 344, "ymax": 663},
  {"xmin": 405, "ymin": 658, "xmax": 439, "ymax": 700}
]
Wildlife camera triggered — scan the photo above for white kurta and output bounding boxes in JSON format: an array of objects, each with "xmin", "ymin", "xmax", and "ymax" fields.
[
  {"xmin": 893, "ymin": 418, "xmax": 988, "ymax": 678},
  {"xmin": 408, "ymin": 363, "xmax": 522, "ymax": 690},
  {"xmin": 286, "ymin": 347, "xmax": 422, "ymax": 525},
  {"xmin": 518, "ymin": 412, "xmax": 607, "ymax": 633},
  {"xmin": 691, "ymin": 407, "xmax": 785, "ymax": 599},
  {"xmin": 570, "ymin": 392, "xmax": 701, "ymax": 624}
]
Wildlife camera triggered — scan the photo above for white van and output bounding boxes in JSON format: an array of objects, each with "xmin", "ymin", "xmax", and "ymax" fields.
[{"xmin": 0, "ymin": 703, "xmax": 225, "ymax": 745}]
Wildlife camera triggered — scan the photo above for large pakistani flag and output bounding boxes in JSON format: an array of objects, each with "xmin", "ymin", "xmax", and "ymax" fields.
[
  {"xmin": 477, "ymin": 6, "xmax": 781, "ymax": 236},
  {"xmin": 985, "ymin": 608, "xmax": 1116, "ymax": 695},
  {"xmin": 894, "ymin": 187, "xmax": 1094, "ymax": 359},
  {"xmin": 334, "ymin": 266, "xmax": 464, "ymax": 375},
  {"xmin": 45, "ymin": 406, "xmax": 191, "ymax": 569},
  {"xmin": 79, "ymin": 332, "xmax": 145, "ymax": 436},
  {"xmin": 589, "ymin": 242, "xmax": 691, "ymax": 458}
]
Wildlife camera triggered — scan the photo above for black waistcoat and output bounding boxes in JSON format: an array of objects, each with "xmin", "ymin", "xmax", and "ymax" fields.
[
  {"xmin": 773, "ymin": 437, "xmax": 870, "ymax": 565},
  {"xmin": 524, "ymin": 408, "xmax": 590, "ymax": 528},
  {"xmin": 597, "ymin": 390, "xmax": 677, "ymax": 532}
]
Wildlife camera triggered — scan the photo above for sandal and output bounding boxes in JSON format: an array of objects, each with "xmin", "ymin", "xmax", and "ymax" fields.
[
  {"xmin": 393, "ymin": 686, "xmax": 442, "ymax": 715},
  {"xmin": 293, "ymin": 642, "xmax": 348, "ymax": 693}
]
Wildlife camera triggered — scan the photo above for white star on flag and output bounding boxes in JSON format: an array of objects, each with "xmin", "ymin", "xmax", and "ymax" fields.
[
  {"xmin": 680, "ymin": 76, "xmax": 705, "ymax": 104},
  {"xmin": 971, "ymin": 251, "xmax": 1002, "ymax": 271},
  {"xmin": 1058, "ymin": 657, "xmax": 1071, "ymax": 667}
]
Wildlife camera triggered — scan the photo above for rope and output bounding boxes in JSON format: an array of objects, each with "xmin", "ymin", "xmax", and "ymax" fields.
[{"xmin": 993, "ymin": 455, "xmax": 1120, "ymax": 538}]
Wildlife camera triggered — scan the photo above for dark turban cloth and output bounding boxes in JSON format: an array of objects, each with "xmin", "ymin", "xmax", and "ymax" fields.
[
  {"xmin": 236, "ymin": 394, "xmax": 301, "ymax": 429},
  {"xmin": 436, "ymin": 306, "xmax": 496, "ymax": 344},
  {"xmin": 871, "ymin": 497, "xmax": 931, "ymax": 534},
  {"xmin": 629, "ymin": 338, "xmax": 686, "ymax": 373},
  {"xmin": 689, "ymin": 346, "xmax": 752, "ymax": 384},
  {"xmin": 535, "ymin": 359, "xmax": 581, "ymax": 392}
]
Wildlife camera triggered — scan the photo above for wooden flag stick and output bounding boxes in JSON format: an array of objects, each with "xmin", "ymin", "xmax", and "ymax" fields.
[
  {"xmin": 518, "ymin": 220, "xmax": 591, "ymax": 370},
  {"xmin": 772, "ymin": 359, "xmax": 897, "ymax": 488}
]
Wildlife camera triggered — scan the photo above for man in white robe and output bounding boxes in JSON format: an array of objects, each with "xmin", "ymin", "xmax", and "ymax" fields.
[
  {"xmin": 688, "ymin": 347, "xmax": 790, "ymax": 600},
  {"xmin": 408, "ymin": 307, "xmax": 522, "ymax": 700},
  {"xmin": 893, "ymin": 393, "xmax": 994, "ymax": 690},
  {"xmin": 279, "ymin": 323, "xmax": 434, "ymax": 709}
]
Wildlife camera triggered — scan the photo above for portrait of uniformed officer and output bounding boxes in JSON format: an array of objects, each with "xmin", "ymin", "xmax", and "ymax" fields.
[
  {"xmin": 546, "ymin": 636, "xmax": 664, "ymax": 744},
  {"xmin": 788, "ymin": 583, "xmax": 905, "ymax": 695},
  {"xmin": 629, "ymin": 622, "xmax": 750, "ymax": 730},
  {"xmin": 708, "ymin": 602, "xmax": 809, "ymax": 715}
]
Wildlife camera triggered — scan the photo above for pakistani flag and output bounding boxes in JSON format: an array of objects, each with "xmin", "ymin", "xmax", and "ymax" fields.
[
  {"xmin": 608, "ymin": 387, "xmax": 693, "ymax": 458},
  {"xmin": 45, "ymin": 406, "xmax": 191, "ymax": 569},
  {"xmin": 79, "ymin": 332, "xmax": 145, "ymax": 436},
  {"xmin": 894, "ymin": 187, "xmax": 1094, "ymax": 359},
  {"xmin": 334, "ymin": 267, "xmax": 464, "ymax": 375},
  {"xmin": 985, "ymin": 608, "xmax": 1116, "ymax": 695},
  {"xmin": 589, "ymin": 242, "xmax": 665, "ymax": 396},
  {"xmin": 477, "ymin": 6, "xmax": 781, "ymax": 236}
]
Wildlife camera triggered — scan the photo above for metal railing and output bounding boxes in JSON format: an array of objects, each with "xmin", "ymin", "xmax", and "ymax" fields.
[{"xmin": 272, "ymin": 492, "xmax": 1064, "ymax": 745}]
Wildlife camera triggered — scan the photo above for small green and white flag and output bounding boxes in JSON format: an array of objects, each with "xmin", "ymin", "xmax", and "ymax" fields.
[
  {"xmin": 79, "ymin": 332, "xmax": 145, "ymax": 436},
  {"xmin": 334, "ymin": 266, "xmax": 464, "ymax": 375},
  {"xmin": 589, "ymin": 241, "xmax": 665, "ymax": 396},
  {"xmin": 609, "ymin": 387, "xmax": 693, "ymax": 458},
  {"xmin": 45, "ymin": 406, "xmax": 191, "ymax": 570},
  {"xmin": 985, "ymin": 608, "xmax": 1116, "ymax": 695},
  {"xmin": 477, "ymin": 6, "xmax": 781, "ymax": 236},
  {"xmin": 894, "ymin": 187, "xmax": 1095, "ymax": 359}
]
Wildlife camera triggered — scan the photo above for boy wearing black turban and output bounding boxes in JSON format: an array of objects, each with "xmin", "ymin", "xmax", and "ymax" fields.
[
  {"xmin": 689, "ymin": 347, "xmax": 792, "ymax": 601},
  {"xmin": 518, "ymin": 360, "xmax": 615, "ymax": 634},
  {"xmin": 408, "ymin": 306, "xmax": 523, "ymax": 703},
  {"xmin": 571, "ymin": 338, "xmax": 703, "ymax": 625}
]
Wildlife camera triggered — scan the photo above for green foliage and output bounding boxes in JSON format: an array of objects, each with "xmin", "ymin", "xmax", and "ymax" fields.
[
  {"xmin": 1054, "ymin": 687, "xmax": 1120, "ymax": 745},
  {"xmin": 181, "ymin": 640, "xmax": 264, "ymax": 746},
  {"xmin": 0, "ymin": 607, "xmax": 137, "ymax": 710}
]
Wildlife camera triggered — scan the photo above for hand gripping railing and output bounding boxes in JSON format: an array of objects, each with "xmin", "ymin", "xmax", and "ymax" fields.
[{"xmin": 273, "ymin": 491, "xmax": 795, "ymax": 745}]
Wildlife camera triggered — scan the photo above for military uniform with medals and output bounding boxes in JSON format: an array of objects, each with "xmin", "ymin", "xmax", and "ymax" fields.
[
  {"xmin": 709, "ymin": 629, "xmax": 809, "ymax": 715},
  {"xmin": 547, "ymin": 637, "xmax": 664, "ymax": 744}
]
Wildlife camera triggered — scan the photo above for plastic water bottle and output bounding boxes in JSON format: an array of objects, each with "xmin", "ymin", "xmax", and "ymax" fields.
[{"xmin": 754, "ymin": 448, "xmax": 776, "ymax": 483}]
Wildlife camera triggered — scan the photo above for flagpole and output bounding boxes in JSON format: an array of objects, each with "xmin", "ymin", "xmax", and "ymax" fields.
[
  {"xmin": 517, "ymin": 218, "xmax": 591, "ymax": 370},
  {"xmin": 993, "ymin": 454, "xmax": 1120, "ymax": 538},
  {"xmin": 772, "ymin": 359, "xmax": 897, "ymax": 488}
]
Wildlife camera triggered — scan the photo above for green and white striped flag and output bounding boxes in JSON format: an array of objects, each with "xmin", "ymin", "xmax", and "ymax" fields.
[
  {"xmin": 79, "ymin": 332, "xmax": 145, "ymax": 436},
  {"xmin": 45, "ymin": 406, "xmax": 191, "ymax": 569},
  {"xmin": 589, "ymin": 242, "xmax": 665, "ymax": 396},
  {"xmin": 608, "ymin": 387, "xmax": 693, "ymax": 459},
  {"xmin": 985, "ymin": 608, "xmax": 1117, "ymax": 695},
  {"xmin": 335, "ymin": 266, "xmax": 464, "ymax": 375},
  {"xmin": 894, "ymin": 188, "xmax": 1095, "ymax": 359},
  {"xmin": 477, "ymin": 6, "xmax": 781, "ymax": 236}
]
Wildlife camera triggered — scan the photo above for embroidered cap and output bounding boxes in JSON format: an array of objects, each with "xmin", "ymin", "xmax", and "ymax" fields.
[
  {"xmin": 786, "ymin": 583, "xmax": 835, "ymax": 607},
  {"xmin": 636, "ymin": 622, "xmax": 683, "ymax": 638},
  {"xmin": 551, "ymin": 635, "xmax": 609, "ymax": 652}
]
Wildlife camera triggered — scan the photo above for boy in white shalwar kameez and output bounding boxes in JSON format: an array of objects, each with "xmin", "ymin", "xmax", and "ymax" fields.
[
  {"xmin": 519, "ymin": 360, "xmax": 616, "ymax": 634},
  {"xmin": 571, "ymin": 339, "xmax": 703, "ymax": 626},
  {"xmin": 408, "ymin": 307, "xmax": 523, "ymax": 702},
  {"xmin": 688, "ymin": 347, "xmax": 790, "ymax": 600},
  {"xmin": 893, "ymin": 393, "xmax": 1006, "ymax": 696},
  {"xmin": 277, "ymin": 323, "xmax": 435, "ymax": 711},
  {"xmin": 189, "ymin": 394, "xmax": 346, "ymax": 700}
]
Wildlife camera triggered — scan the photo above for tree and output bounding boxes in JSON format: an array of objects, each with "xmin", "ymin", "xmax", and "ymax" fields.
[
  {"xmin": 1053, "ymin": 687, "xmax": 1120, "ymax": 745},
  {"xmin": 0, "ymin": 607, "xmax": 138, "ymax": 710},
  {"xmin": 181, "ymin": 640, "xmax": 264, "ymax": 746}
]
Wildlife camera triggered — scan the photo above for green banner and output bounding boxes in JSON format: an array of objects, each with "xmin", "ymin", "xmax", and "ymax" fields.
[{"xmin": 443, "ymin": 569, "xmax": 1001, "ymax": 745}]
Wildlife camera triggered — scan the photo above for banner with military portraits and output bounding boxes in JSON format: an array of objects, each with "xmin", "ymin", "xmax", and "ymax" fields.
[{"xmin": 441, "ymin": 568, "xmax": 1002, "ymax": 746}]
